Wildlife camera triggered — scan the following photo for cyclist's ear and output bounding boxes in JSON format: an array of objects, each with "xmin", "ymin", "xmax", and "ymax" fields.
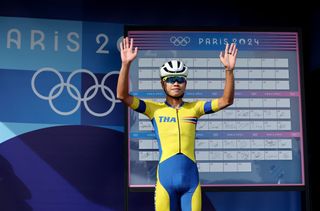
[{"xmin": 160, "ymin": 80, "xmax": 165, "ymax": 89}]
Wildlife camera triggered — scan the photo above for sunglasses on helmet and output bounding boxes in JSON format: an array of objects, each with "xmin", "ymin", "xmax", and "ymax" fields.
[{"xmin": 162, "ymin": 76, "xmax": 187, "ymax": 84}]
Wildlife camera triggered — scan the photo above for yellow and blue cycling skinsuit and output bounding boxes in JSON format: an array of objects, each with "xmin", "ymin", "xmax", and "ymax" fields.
[{"xmin": 130, "ymin": 96, "xmax": 219, "ymax": 211}]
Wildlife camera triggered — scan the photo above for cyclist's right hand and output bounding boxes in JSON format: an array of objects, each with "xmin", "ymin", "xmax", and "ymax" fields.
[{"xmin": 120, "ymin": 37, "xmax": 138, "ymax": 64}]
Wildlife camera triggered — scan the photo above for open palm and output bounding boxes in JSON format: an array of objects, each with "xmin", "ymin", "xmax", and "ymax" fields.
[
  {"xmin": 120, "ymin": 37, "xmax": 138, "ymax": 63},
  {"xmin": 219, "ymin": 43, "xmax": 238, "ymax": 71}
]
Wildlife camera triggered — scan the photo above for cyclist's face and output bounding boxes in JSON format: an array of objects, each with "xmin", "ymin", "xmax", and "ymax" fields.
[{"xmin": 161, "ymin": 77, "xmax": 187, "ymax": 98}]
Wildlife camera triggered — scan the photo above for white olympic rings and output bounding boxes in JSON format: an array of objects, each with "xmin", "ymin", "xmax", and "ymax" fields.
[
  {"xmin": 31, "ymin": 67, "xmax": 120, "ymax": 117},
  {"xmin": 170, "ymin": 36, "xmax": 191, "ymax": 46}
]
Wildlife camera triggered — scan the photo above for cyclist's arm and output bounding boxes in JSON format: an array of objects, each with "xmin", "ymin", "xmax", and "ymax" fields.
[
  {"xmin": 117, "ymin": 61, "xmax": 134, "ymax": 107},
  {"xmin": 217, "ymin": 43, "xmax": 238, "ymax": 110},
  {"xmin": 218, "ymin": 68, "xmax": 234, "ymax": 110}
]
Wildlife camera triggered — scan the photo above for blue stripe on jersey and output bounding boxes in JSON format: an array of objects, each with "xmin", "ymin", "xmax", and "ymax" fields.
[
  {"xmin": 152, "ymin": 118, "xmax": 162, "ymax": 161},
  {"xmin": 135, "ymin": 99, "xmax": 146, "ymax": 113},
  {"xmin": 204, "ymin": 101, "xmax": 214, "ymax": 114}
]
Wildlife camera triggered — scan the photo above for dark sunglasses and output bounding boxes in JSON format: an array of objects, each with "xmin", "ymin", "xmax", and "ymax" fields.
[{"xmin": 163, "ymin": 76, "xmax": 186, "ymax": 84}]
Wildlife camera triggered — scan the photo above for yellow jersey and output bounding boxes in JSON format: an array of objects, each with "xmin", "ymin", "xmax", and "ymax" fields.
[{"xmin": 130, "ymin": 96, "xmax": 219, "ymax": 163}]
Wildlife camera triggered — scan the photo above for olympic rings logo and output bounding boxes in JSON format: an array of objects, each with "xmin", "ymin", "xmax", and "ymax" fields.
[
  {"xmin": 170, "ymin": 36, "xmax": 191, "ymax": 46},
  {"xmin": 31, "ymin": 67, "xmax": 121, "ymax": 117}
]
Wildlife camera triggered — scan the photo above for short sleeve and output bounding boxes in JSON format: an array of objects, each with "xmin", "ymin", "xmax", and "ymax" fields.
[
  {"xmin": 194, "ymin": 99, "xmax": 220, "ymax": 117},
  {"xmin": 129, "ymin": 96, "xmax": 154, "ymax": 119}
]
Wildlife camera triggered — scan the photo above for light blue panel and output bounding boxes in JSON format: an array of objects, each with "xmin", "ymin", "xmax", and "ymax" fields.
[
  {"xmin": 81, "ymin": 21, "xmax": 123, "ymax": 73},
  {"xmin": 0, "ymin": 122, "xmax": 60, "ymax": 144},
  {"xmin": 0, "ymin": 69, "xmax": 81, "ymax": 125},
  {"xmin": 0, "ymin": 16, "xmax": 82, "ymax": 71},
  {"xmin": 0, "ymin": 122, "xmax": 124, "ymax": 145}
]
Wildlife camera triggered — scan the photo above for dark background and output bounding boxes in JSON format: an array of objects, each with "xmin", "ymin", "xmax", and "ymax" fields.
[{"xmin": 1, "ymin": 0, "xmax": 319, "ymax": 210}]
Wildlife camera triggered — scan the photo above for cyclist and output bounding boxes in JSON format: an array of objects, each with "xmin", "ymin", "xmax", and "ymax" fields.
[{"xmin": 117, "ymin": 37, "xmax": 238, "ymax": 211}]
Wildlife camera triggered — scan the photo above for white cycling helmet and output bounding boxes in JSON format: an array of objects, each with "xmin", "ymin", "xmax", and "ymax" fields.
[{"xmin": 159, "ymin": 60, "xmax": 188, "ymax": 78}]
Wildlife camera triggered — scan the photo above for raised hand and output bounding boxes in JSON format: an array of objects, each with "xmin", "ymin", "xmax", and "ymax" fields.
[
  {"xmin": 219, "ymin": 43, "xmax": 238, "ymax": 71},
  {"xmin": 120, "ymin": 37, "xmax": 138, "ymax": 64}
]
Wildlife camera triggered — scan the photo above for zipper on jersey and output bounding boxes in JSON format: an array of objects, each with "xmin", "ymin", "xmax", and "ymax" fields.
[{"xmin": 176, "ymin": 109, "xmax": 181, "ymax": 153}]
